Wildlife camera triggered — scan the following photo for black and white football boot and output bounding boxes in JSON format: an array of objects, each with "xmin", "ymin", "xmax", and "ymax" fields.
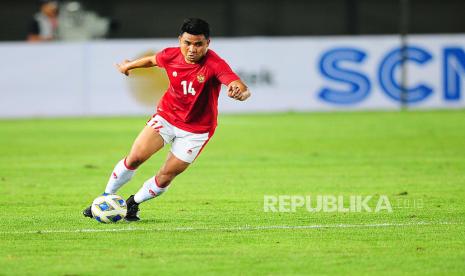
[
  {"xmin": 82, "ymin": 205, "xmax": 93, "ymax": 218},
  {"xmin": 125, "ymin": 195, "xmax": 140, "ymax": 221}
]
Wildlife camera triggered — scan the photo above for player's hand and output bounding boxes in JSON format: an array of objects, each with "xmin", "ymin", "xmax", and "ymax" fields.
[
  {"xmin": 115, "ymin": 60, "xmax": 131, "ymax": 76},
  {"xmin": 228, "ymin": 84, "xmax": 251, "ymax": 101}
]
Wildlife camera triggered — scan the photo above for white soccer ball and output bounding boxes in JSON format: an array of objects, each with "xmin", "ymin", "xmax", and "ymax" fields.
[{"xmin": 91, "ymin": 194, "xmax": 127, "ymax": 223}]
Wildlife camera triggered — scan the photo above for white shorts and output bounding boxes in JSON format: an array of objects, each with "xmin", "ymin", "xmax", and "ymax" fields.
[{"xmin": 146, "ymin": 114, "xmax": 212, "ymax": 163}]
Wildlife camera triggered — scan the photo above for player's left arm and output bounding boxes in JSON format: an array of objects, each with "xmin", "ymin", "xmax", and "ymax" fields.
[{"xmin": 227, "ymin": 80, "xmax": 251, "ymax": 101}]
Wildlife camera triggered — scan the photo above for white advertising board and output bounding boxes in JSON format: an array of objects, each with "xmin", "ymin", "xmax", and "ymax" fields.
[{"xmin": 0, "ymin": 35, "xmax": 464, "ymax": 118}]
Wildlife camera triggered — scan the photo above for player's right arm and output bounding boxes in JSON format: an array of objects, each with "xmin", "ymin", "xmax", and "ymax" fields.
[{"xmin": 115, "ymin": 54, "xmax": 158, "ymax": 76}]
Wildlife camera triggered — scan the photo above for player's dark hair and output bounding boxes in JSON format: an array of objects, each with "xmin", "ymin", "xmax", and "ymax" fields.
[{"xmin": 180, "ymin": 18, "xmax": 210, "ymax": 39}]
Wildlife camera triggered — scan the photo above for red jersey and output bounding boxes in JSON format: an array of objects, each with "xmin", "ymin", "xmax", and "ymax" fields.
[{"xmin": 155, "ymin": 47, "xmax": 239, "ymax": 133}]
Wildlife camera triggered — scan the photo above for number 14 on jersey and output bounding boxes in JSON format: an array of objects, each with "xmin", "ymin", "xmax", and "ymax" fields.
[{"xmin": 181, "ymin": 80, "xmax": 196, "ymax": 96}]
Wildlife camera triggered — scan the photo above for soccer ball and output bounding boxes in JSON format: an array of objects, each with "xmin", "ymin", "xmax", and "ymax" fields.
[{"xmin": 91, "ymin": 194, "xmax": 127, "ymax": 223}]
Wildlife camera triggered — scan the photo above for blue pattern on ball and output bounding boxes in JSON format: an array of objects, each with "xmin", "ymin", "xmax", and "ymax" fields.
[
  {"xmin": 99, "ymin": 202, "xmax": 109, "ymax": 211},
  {"xmin": 112, "ymin": 215, "xmax": 122, "ymax": 222}
]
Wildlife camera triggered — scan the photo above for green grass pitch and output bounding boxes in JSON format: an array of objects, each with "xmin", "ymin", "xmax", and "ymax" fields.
[{"xmin": 1, "ymin": 110, "xmax": 464, "ymax": 275}]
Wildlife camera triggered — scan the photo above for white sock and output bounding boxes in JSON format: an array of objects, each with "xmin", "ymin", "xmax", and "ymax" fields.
[
  {"xmin": 134, "ymin": 176, "xmax": 167, "ymax": 203},
  {"xmin": 104, "ymin": 158, "xmax": 136, "ymax": 194}
]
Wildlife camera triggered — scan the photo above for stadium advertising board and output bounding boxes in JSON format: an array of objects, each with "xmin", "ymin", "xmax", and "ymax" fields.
[{"xmin": 0, "ymin": 35, "xmax": 464, "ymax": 117}]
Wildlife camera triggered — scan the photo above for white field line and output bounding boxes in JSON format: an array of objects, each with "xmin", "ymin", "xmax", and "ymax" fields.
[{"xmin": 0, "ymin": 221, "xmax": 461, "ymax": 235}]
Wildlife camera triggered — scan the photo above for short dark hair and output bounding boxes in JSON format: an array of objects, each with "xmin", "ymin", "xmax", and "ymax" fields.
[{"xmin": 180, "ymin": 18, "xmax": 210, "ymax": 39}]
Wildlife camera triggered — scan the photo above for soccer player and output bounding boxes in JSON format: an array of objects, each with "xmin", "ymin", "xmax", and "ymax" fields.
[{"xmin": 83, "ymin": 18, "xmax": 251, "ymax": 221}]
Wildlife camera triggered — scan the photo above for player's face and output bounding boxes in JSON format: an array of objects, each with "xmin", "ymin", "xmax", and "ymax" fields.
[{"xmin": 179, "ymin": 32, "xmax": 210, "ymax": 64}]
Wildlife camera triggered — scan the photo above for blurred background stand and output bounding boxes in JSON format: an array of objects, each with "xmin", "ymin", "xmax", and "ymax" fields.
[{"xmin": 58, "ymin": 1, "xmax": 111, "ymax": 41}]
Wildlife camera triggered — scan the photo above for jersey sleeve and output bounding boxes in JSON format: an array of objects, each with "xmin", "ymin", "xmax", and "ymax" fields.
[
  {"xmin": 155, "ymin": 48, "xmax": 168, "ymax": 68},
  {"xmin": 215, "ymin": 59, "xmax": 240, "ymax": 86}
]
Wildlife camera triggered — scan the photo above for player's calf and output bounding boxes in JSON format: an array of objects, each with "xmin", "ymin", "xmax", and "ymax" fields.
[
  {"xmin": 124, "ymin": 154, "xmax": 146, "ymax": 170},
  {"xmin": 104, "ymin": 157, "xmax": 137, "ymax": 194}
]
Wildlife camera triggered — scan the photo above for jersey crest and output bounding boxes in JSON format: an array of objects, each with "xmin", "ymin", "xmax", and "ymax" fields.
[{"xmin": 197, "ymin": 74, "xmax": 205, "ymax": 83}]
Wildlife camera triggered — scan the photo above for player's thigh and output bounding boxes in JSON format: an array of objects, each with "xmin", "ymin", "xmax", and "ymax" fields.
[{"xmin": 128, "ymin": 126, "xmax": 165, "ymax": 161}]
